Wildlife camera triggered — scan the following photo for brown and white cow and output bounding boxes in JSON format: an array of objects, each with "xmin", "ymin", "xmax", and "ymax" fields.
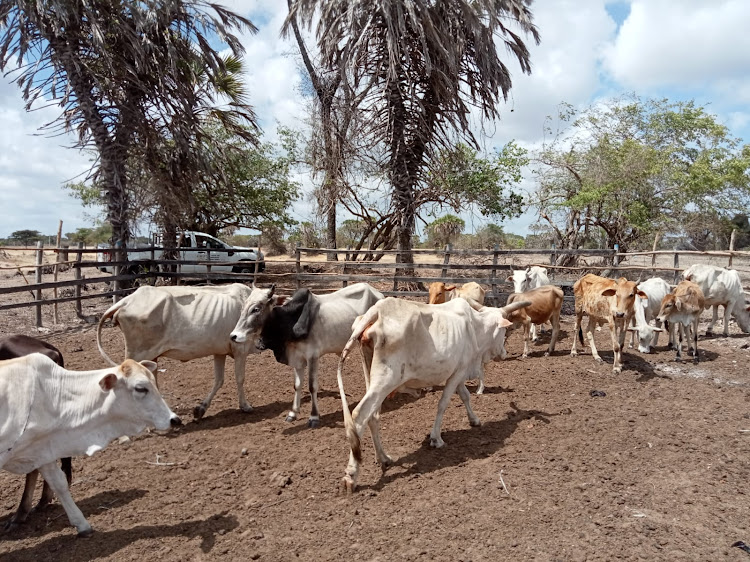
[
  {"xmin": 427, "ymin": 281, "xmax": 486, "ymax": 307},
  {"xmin": 97, "ymin": 283, "xmax": 256, "ymax": 420},
  {"xmin": 335, "ymin": 297, "xmax": 530, "ymax": 492},
  {"xmin": 505, "ymin": 285, "xmax": 564, "ymax": 358},
  {"xmin": 507, "ymin": 266, "xmax": 551, "ymax": 340},
  {"xmin": 570, "ymin": 274, "xmax": 647, "ymax": 374},
  {"xmin": 657, "ymin": 280, "xmax": 706, "ymax": 362},
  {"xmin": 1, "ymin": 354, "xmax": 181, "ymax": 537},
  {"xmin": 0, "ymin": 335, "xmax": 71, "ymax": 531},
  {"xmin": 682, "ymin": 264, "xmax": 750, "ymax": 336}
]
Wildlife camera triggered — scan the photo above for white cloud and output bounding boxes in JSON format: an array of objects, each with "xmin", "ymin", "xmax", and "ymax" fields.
[{"xmin": 603, "ymin": 0, "xmax": 750, "ymax": 92}]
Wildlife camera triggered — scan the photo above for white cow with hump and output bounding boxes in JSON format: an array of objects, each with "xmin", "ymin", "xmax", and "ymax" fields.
[
  {"xmin": 0, "ymin": 353, "xmax": 180, "ymax": 537},
  {"xmin": 628, "ymin": 277, "xmax": 671, "ymax": 353},
  {"xmin": 97, "ymin": 283, "xmax": 256, "ymax": 420},
  {"xmin": 682, "ymin": 264, "xmax": 750, "ymax": 335},
  {"xmin": 507, "ymin": 266, "xmax": 550, "ymax": 340},
  {"xmin": 335, "ymin": 297, "xmax": 530, "ymax": 492}
]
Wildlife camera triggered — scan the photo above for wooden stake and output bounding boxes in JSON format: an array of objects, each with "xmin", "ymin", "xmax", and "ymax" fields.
[{"xmin": 53, "ymin": 220, "xmax": 63, "ymax": 324}]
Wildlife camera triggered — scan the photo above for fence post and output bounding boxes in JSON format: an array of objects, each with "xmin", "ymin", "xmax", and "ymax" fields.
[
  {"xmin": 549, "ymin": 242, "xmax": 556, "ymax": 280},
  {"xmin": 53, "ymin": 219, "xmax": 63, "ymax": 324},
  {"xmin": 295, "ymin": 243, "xmax": 301, "ymax": 290},
  {"xmin": 342, "ymin": 246, "xmax": 350, "ymax": 288},
  {"xmin": 150, "ymin": 243, "xmax": 156, "ymax": 283},
  {"xmin": 491, "ymin": 244, "xmax": 499, "ymax": 305},
  {"xmin": 673, "ymin": 251, "xmax": 680, "ymax": 284},
  {"xmin": 75, "ymin": 242, "xmax": 83, "ymax": 317},
  {"xmin": 441, "ymin": 244, "xmax": 451, "ymax": 279},
  {"xmin": 392, "ymin": 249, "xmax": 399, "ymax": 292},
  {"xmin": 651, "ymin": 232, "xmax": 661, "ymax": 276},
  {"xmin": 729, "ymin": 229, "xmax": 736, "ymax": 268},
  {"xmin": 35, "ymin": 240, "xmax": 43, "ymax": 328},
  {"xmin": 613, "ymin": 244, "xmax": 620, "ymax": 269}
]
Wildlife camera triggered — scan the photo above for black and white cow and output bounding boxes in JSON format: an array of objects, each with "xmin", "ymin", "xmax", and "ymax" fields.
[
  {"xmin": 230, "ymin": 283, "xmax": 384, "ymax": 427},
  {"xmin": 0, "ymin": 335, "xmax": 72, "ymax": 531}
]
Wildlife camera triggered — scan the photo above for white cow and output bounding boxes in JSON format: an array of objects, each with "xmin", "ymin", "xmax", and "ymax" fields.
[
  {"xmin": 97, "ymin": 283, "xmax": 256, "ymax": 420},
  {"xmin": 335, "ymin": 297, "xmax": 530, "ymax": 492},
  {"xmin": 682, "ymin": 264, "xmax": 750, "ymax": 335},
  {"xmin": 627, "ymin": 277, "xmax": 671, "ymax": 353},
  {"xmin": 507, "ymin": 266, "xmax": 550, "ymax": 340},
  {"xmin": 230, "ymin": 282, "xmax": 384, "ymax": 427},
  {"xmin": 0, "ymin": 354, "xmax": 180, "ymax": 537}
]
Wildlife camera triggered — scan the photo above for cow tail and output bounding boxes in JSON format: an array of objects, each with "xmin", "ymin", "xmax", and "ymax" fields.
[
  {"xmin": 338, "ymin": 307, "xmax": 380, "ymax": 464},
  {"xmin": 96, "ymin": 299, "xmax": 127, "ymax": 367},
  {"xmin": 578, "ymin": 325, "xmax": 584, "ymax": 346}
]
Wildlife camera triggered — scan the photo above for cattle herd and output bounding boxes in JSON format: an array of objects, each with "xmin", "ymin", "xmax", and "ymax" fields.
[{"xmin": 1, "ymin": 262, "xmax": 748, "ymax": 537}]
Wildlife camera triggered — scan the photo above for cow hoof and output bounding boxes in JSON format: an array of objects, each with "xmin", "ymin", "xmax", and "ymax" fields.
[
  {"xmin": 284, "ymin": 414, "xmax": 297, "ymax": 423},
  {"xmin": 705, "ymin": 330, "xmax": 713, "ymax": 336},
  {"xmin": 307, "ymin": 418, "xmax": 320, "ymax": 429},
  {"xmin": 193, "ymin": 405, "xmax": 206, "ymax": 420},
  {"xmin": 469, "ymin": 419, "xmax": 481, "ymax": 427},
  {"xmin": 613, "ymin": 367, "xmax": 622, "ymax": 374},
  {"xmin": 240, "ymin": 405, "xmax": 254, "ymax": 414},
  {"xmin": 429, "ymin": 437, "xmax": 445, "ymax": 448},
  {"xmin": 77, "ymin": 527, "xmax": 94, "ymax": 538},
  {"xmin": 476, "ymin": 387, "xmax": 485, "ymax": 395},
  {"xmin": 570, "ymin": 350, "xmax": 578, "ymax": 357},
  {"xmin": 340, "ymin": 476, "xmax": 356, "ymax": 494},
  {"xmin": 543, "ymin": 352, "xmax": 550, "ymax": 357},
  {"xmin": 594, "ymin": 357, "xmax": 604, "ymax": 364}
]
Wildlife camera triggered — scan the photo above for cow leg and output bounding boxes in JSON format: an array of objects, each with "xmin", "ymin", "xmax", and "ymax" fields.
[
  {"xmin": 652, "ymin": 319, "xmax": 663, "ymax": 348},
  {"xmin": 530, "ymin": 322, "xmax": 538, "ymax": 342},
  {"xmin": 570, "ymin": 313, "xmax": 583, "ymax": 356},
  {"xmin": 457, "ymin": 383, "xmax": 481, "ymax": 427},
  {"xmin": 233, "ymin": 351, "xmax": 253, "ymax": 414},
  {"xmin": 367, "ymin": 409, "xmax": 394, "ymax": 468},
  {"xmin": 676, "ymin": 323, "xmax": 684, "ymax": 361},
  {"xmin": 475, "ymin": 373, "xmax": 486, "ymax": 395},
  {"xmin": 722, "ymin": 303, "xmax": 731, "ymax": 336},
  {"xmin": 3, "ymin": 471, "xmax": 39, "ymax": 531},
  {"xmin": 692, "ymin": 318, "xmax": 700, "ymax": 362},
  {"xmin": 38, "ymin": 462, "xmax": 92, "ymax": 537},
  {"xmin": 706, "ymin": 305, "xmax": 718, "ymax": 336},
  {"xmin": 286, "ymin": 360, "xmax": 307, "ymax": 423},
  {"xmin": 429, "ymin": 376, "xmax": 465, "ymax": 448},
  {"xmin": 586, "ymin": 319, "xmax": 603, "ymax": 363},
  {"xmin": 521, "ymin": 320, "xmax": 531, "ymax": 359},
  {"xmin": 194, "ymin": 355, "xmax": 227, "ymax": 420},
  {"xmin": 612, "ymin": 322, "xmax": 627, "ymax": 374},
  {"xmin": 36, "ymin": 457, "xmax": 72, "ymax": 512},
  {"xmin": 545, "ymin": 311, "xmax": 561, "ymax": 357},
  {"xmin": 307, "ymin": 358, "xmax": 321, "ymax": 428}
]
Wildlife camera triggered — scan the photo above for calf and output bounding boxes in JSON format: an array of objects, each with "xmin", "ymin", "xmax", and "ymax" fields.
[
  {"xmin": 230, "ymin": 282, "xmax": 384, "ymax": 427},
  {"xmin": 570, "ymin": 274, "xmax": 647, "ymax": 374},
  {"xmin": 0, "ymin": 335, "xmax": 71, "ymax": 531},
  {"xmin": 97, "ymin": 283, "xmax": 256, "ymax": 420},
  {"xmin": 0, "ymin": 354, "xmax": 181, "ymax": 537},
  {"xmin": 427, "ymin": 281, "xmax": 486, "ymax": 307},
  {"xmin": 627, "ymin": 277, "xmax": 670, "ymax": 353},
  {"xmin": 657, "ymin": 280, "xmax": 705, "ymax": 362},
  {"xmin": 507, "ymin": 266, "xmax": 551, "ymax": 340},
  {"xmin": 335, "ymin": 297, "xmax": 530, "ymax": 492},
  {"xmin": 505, "ymin": 285, "xmax": 564, "ymax": 358},
  {"xmin": 682, "ymin": 264, "xmax": 750, "ymax": 335}
]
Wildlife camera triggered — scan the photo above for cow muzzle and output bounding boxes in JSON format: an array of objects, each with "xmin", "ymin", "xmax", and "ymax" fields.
[
  {"xmin": 230, "ymin": 332, "xmax": 246, "ymax": 343},
  {"xmin": 170, "ymin": 414, "xmax": 183, "ymax": 427},
  {"xmin": 614, "ymin": 312, "xmax": 625, "ymax": 318}
]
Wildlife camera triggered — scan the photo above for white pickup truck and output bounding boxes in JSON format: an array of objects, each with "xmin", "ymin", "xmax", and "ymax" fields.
[{"xmin": 97, "ymin": 231, "xmax": 264, "ymax": 275}]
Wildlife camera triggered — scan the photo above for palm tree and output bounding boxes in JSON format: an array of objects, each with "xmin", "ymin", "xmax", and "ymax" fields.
[
  {"xmin": 0, "ymin": 0, "xmax": 256, "ymax": 262},
  {"xmin": 288, "ymin": 0, "xmax": 539, "ymax": 268}
]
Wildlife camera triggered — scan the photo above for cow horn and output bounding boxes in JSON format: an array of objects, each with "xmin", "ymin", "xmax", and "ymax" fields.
[
  {"xmin": 268, "ymin": 283, "xmax": 276, "ymax": 298},
  {"xmin": 500, "ymin": 300, "xmax": 532, "ymax": 315}
]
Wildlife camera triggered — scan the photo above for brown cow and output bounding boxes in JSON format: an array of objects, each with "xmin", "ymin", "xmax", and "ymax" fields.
[
  {"xmin": 570, "ymin": 274, "xmax": 647, "ymax": 374},
  {"xmin": 427, "ymin": 282, "xmax": 486, "ymax": 307},
  {"xmin": 505, "ymin": 285, "xmax": 564, "ymax": 357},
  {"xmin": 656, "ymin": 280, "xmax": 705, "ymax": 362}
]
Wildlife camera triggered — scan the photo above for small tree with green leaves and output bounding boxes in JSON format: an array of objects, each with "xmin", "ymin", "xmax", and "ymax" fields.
[{"xmin": 426, "ymin": 215, "xmax": 465, "ymax": 248}]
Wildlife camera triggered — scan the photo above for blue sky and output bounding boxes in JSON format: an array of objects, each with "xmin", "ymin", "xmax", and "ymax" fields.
[{"xmin": 1, "ymin": 0, "xmax": 749, "ymax": 239}]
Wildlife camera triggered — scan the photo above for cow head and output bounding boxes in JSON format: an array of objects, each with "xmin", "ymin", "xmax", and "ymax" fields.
[
  {"xmin": 656, "ymin": 293, "xmax": 679, "ymax": 324},
  {"xmin": 428, "ymin": 282, "xmax": 455, "ymax": 304},
  {"xmin": 626, "ymin": 324, "xmax": 665, "ymax": 353},
  {"xmin": 507, "ymin": 268, "xmax": 531, "ymax": 294},
  {"xmin": 485, "ymin": 300, "xmax": 528, "ymax": 361},
  {"xmin": 601, "ymin": 279, "xmax": 647, "ymax": 320},
  {"xmin": 230, "ymin": 284, "xmax": 278, "ymax": 344},
  {"xmin": 101, "ymin": 359, "xmax": 181, "ymax": 431}
]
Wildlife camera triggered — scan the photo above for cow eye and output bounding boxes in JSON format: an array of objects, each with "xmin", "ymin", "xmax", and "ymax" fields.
[
  {"xmin": 135, "ymin": 385, "xmax": 149, "ymax": 394},
  {"xmin": 252, "ymin": 306, "xmax": 260, "ymax": 313}
]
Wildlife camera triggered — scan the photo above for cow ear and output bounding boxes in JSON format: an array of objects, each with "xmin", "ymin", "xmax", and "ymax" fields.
[
  {"xmin": 267, "ymin": 284, "xmax": 276, "ymax": 300},
  {"xmin": 601, "ymin": 288, "xmax": 617, "ymax": 297},
  {"xmin": 292, "ymin": 291, "xmax": 317, "ymax": 339},
  {"xmin": 274, "ymin": 296, "xmax": 287, "ymax": 306},
  {"xmin": 498, "ymin": 317, "xmax": 513, "ymax": 329},
  {"xmin": 626, "ymin": 327, "xmax": 638, "ymax": 332},
  {"xmin": 505, "ymin": 276, "xmax": 513, "ymax": 283},
  {"xmin": 652, "ymin": 327, "xmax": 665, "ymax": 333},
  {"xmin": 99, "ymin": 373, "xmax": 118, "ymax": 392},
  {"xmin": 445, "ymin": 285, "xmax": 456, "ymax": 291},
  {"xmin": 637, "ymin": 291, "xmax": 648, "ymax": 300},
  {"xmin": 139, "ymin": 360, "xmax": 158, "ymax": 374},
  {"xmin": 675, "ymin": 300, "xmax": 682, "ymax": 310}
]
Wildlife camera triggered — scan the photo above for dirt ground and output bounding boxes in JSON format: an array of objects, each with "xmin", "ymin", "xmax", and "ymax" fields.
[{"xmin": 1, "ymin": 257, "xmax": 750, "ymax": 560}]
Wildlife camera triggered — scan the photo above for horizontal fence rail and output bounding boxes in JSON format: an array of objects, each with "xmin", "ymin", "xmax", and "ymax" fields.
[{"xmin": 2, "ymin": 241, "xmax": 749, "ymax": 328}]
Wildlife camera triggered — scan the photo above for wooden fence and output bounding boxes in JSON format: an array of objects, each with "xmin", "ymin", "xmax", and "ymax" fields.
[{"xmin": 2, "ymin": 242, "xmax": 750, "ymax": 328}]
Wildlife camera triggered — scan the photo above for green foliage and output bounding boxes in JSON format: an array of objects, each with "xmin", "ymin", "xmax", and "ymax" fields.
[
  {"xmin": 535, "ymin": 95, "xmax": 750, "ymax": 251},
  {"xmin": 337, "ymin": 220, "xmax": 370, "ymax": 249},
  {"xmin": 426, "ymin": 215, "xmax": 465, "ymax": 247},
  {"xmin": 287, "ymin": 222, "xmax": 324, "ymax": 250},
  {"xmin": 9, "ymin": 230, "xmax": 42, "ymax": 246}
]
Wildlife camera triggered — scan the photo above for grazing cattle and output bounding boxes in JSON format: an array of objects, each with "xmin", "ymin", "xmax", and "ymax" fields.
[
  {"xmin": 505, "ymin": 285, "xmax": 564, "ymax": 358},
  {"xmin": 657, "ymin": 280, "xmax": 706, "ymax": 362},
  {"xmin": 627, "ymin": 277, "xmax": 671, "ymax": 353},
  {"xmin": 507, "ymin": 266, "xmax": 551, "ymax": 340},
  {"xmin": 427, "ymin": 281, "xmax": 486, "ymax": 306},
  {"xmin": 682, "ymin": 264, "xmax": 750, "ymax": 336},
  {"xmin": 335, "ymin": 297, "xmax": 530, "ymax": 492},
  {"xmin": 0, "ymin": 354, "xmax": 180, "ymax": 537},
  {"xmin": 570, "ymin": 274, "xmax": 647, "ymax": 374},
  {"xmin": 97, "ymin": 283, "xmax": 256, "ymax": 420},
  {"xmin": 0, "ymin": 335, "xmax": 71, "ymax": 531},
  {"xmin": 230, "ymin": 283, "xmax": 384, "ymax": 427}
]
